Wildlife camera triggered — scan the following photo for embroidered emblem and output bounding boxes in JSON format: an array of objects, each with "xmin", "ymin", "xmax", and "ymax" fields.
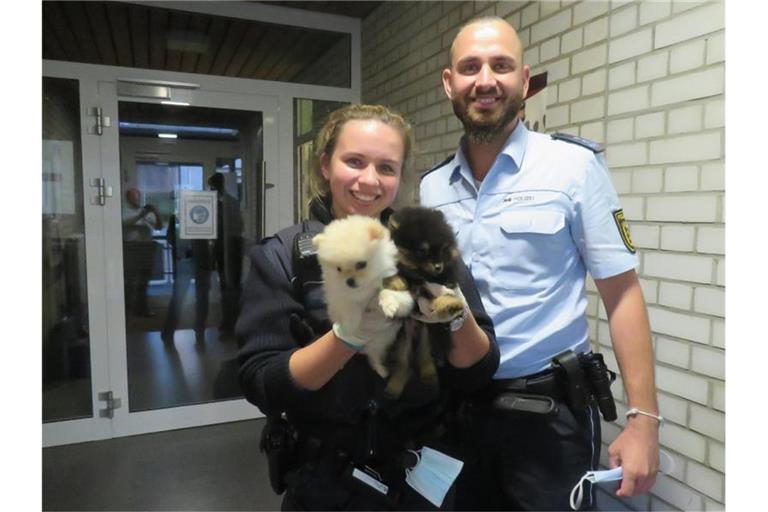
[{"xmin": 612, "ymin": 209, "xmax": 635, "ymax": 254}]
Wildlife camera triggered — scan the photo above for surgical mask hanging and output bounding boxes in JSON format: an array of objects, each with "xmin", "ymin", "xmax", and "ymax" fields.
[
  {"xmin": 405, "ymin": 446, "xmax": 464, "ymax": 508},
  {"xmin": 570, "ymin": 467, "xmax": 623, "ymax": 510},
  {"xmin": 568, "ymin": 449, "xmax": 677, "ymax": 510}
]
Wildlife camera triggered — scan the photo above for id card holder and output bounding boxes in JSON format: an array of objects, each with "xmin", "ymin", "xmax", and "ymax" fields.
[{"xmin": 342, "ymin": 464, "xmax": 397, "ymax": 504}]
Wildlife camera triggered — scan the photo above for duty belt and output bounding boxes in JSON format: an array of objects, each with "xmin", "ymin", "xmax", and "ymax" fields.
[
  {"xmin": 465, "ymin": 368, "xmax": 564, "ymax": 417},
  {"xmin": 491, "ymin": 368, "xmax": 563, "ymax": 400}
]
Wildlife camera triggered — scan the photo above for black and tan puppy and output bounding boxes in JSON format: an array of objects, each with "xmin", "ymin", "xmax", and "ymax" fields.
[{"xmin": 382, "ymin": 207, "xmax": 466, "ymax": 399}]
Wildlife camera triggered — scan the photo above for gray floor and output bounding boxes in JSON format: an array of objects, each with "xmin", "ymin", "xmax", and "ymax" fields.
[{"xmin": 43, "ymin": 419, "xmax": 283, "ymax": 511}]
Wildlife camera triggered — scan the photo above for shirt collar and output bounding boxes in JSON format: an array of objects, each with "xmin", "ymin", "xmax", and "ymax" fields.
[{"xmin": 450, "ymin": 120, "xmax": 529, "ymax": 186}]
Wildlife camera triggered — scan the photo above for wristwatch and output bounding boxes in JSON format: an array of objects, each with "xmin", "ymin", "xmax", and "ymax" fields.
[{"xmin": 449, "ymin": 307, "xmax": 469, "ymax": 332}]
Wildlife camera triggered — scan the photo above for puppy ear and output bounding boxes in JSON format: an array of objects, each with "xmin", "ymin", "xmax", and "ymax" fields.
[
  {"xmin": 367, "ymin": 222, "xmax": 386, "ymax": 241},
  {"xmin": 312, "ymin": 233, "xmax": 325, "ymax": 249}
]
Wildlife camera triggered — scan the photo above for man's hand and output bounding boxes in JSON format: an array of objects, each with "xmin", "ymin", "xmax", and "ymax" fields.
[
  {"xmin": 412, "ymin": 282, "xmax": 467, "ymax": 324},
  {"xmin": 608, "ymin": 417, "xmax": 660, "ymax": 496}
]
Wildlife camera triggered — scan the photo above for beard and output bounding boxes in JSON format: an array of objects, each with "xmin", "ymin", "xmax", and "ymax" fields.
[{"xmin": 452, "ymin": 92, "xmax": 524, "ymax": 144}]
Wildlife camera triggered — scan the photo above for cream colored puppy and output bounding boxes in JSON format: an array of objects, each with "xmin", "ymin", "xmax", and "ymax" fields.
[{"xmin": 313, "ymin": 215, "xmax": 414, "ymax": 377}]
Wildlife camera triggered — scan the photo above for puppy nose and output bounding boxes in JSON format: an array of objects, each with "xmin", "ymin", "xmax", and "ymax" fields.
[
  {"xmin": 346, "ymin": 277, "xmax": 357, "ymax": 288},
  {"xmin": 433, "ymin": 263, "xmax": 443, "ymax": 273}
]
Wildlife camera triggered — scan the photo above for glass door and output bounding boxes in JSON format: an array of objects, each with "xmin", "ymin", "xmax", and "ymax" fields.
[
  {"xmin": 42, "ymin": 76, "xmax": 113, "ymax": 446},
  {"xmin": 97, "ymin": 82, "xmax": 278, "ymax": 437}
]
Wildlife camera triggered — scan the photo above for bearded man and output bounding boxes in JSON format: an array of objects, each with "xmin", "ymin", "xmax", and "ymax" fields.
[{"xmin": 420, "ymin": 16, "xmax": 660, "ymax": 511}]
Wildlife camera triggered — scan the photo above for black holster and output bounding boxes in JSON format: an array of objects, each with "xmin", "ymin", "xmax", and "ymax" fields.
[
  {"xmin": 260, "ymin": 414, "xmax": 298, "ymax": 494},
  {"xmin": 552, "ymin": 350, "xmax": 617, "ymax": 421}
]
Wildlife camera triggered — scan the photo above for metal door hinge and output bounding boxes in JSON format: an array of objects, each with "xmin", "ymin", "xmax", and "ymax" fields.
[
  {"xmin": 90, "ymin": 178, "xmax": 113, "ymax": 206},
  {"xmin": 98, "ymin": 391, "xmax": 122, "ymax": 418},
  {"xmin": 90, "ymin": 107, "xmax": 112, "ymax": 135}
]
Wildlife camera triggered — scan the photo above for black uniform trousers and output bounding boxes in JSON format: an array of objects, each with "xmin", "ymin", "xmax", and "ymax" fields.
[
  {"xmin": 454, "ymin": 372, "xmax": 602, "ymax": 511},
  {"xmin": 278, "ymin": 436, "xmax": 456, "ymax": 512}
]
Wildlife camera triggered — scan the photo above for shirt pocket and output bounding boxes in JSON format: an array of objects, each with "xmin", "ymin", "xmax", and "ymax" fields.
[{"xmin": 498, "ymin": 209, "xmax": 566, "ymax": 236}]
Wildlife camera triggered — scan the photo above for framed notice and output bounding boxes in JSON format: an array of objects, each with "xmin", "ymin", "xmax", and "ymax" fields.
[{"xmin": 179, "ymin": 190, "xmax": 217, "ymax": 239}]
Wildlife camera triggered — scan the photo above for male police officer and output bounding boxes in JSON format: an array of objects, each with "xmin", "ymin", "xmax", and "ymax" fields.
[{"xmin": 420, "ymin": 16, "xmax": 660, "ymax": 510}]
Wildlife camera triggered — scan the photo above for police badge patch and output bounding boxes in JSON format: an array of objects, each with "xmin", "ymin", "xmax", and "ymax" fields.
[{"xmin": 612, "ymin": 209, "xmax": 636, "ymax": 254}]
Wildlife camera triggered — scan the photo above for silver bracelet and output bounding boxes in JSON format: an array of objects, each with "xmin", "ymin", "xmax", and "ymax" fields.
[{"xmin": 625, "ymin": 407, "xmax": 665, "ymax": 427}]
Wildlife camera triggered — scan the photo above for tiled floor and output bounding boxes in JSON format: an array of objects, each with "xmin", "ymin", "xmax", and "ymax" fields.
[{"xmin": 43, "ymin": 419, "xmax": 283, "ymax": 511}]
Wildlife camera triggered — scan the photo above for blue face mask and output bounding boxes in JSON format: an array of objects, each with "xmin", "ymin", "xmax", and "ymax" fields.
[
  {"xmin": 568, "ymin": 449, "xmax": 676, "ymax": 510},
  {"xmin": 570, "ymin": 467, "xmax": 623, "ymax": 510},
  {"xmin": 405, "ymin": 446, "xmax": 464, "ymax": 508}
]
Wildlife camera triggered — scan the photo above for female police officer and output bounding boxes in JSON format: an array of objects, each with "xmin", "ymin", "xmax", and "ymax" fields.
[{"xmin": 236, "ymin": 104, "xmax": 499, "ymax": 511}]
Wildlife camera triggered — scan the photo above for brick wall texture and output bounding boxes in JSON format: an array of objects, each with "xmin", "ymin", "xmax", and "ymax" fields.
[{"xmin": 361, "ymin": 1, "xmax": 725, "ymax": 510}]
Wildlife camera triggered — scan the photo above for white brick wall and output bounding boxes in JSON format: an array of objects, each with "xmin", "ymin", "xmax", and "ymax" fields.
[
  {"xmin": 651, "ymin": 66, "xmax": 725, "ymax": 107},
  {"xmin": 635, "ymin": 112, "xmax": 665, "ymax": 139},
  {"xmin": 654, "ymin": 3, "xmax": 725, "ymax": 49},
  {"xmin": 660, "ymin": 225, "xmax": 695, "ymax": 252},
  {"xmin": 361, "ymin": 1, "xmax": 725, "ymax": 508},
  {"xmin": 658, "ymin": 282, "xmax": 693, "ymax": 310},
  {"xmin": 638, "ymin": 51, "xmax": 669, "ymax": 82},
  {"xmin": 609, "ymin": 28, "xmax": 653, "ymax": 64},
  {"xmin": 647, "ymin": 195, "xmax": 718, "ymax": 222},
  {"xmin": 665, "ymin": 165, "xmax": 699, "ymax": 192},
  {"xmin": 648, "ymin": 306, "xmax": 711, "ymax": 344}
]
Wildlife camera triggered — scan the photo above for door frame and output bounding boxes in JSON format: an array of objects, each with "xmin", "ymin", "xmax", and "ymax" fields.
[
  {"xmin": 100, "ymin": 78, "xmax": 281, "ymax": 438},
  {"xmin": 42, "ymin": 71, "xmax": 114, "ymax": 447},
  {"xmin": 42, "ymin": 56, "xmax": 360, "ymax": 446}
]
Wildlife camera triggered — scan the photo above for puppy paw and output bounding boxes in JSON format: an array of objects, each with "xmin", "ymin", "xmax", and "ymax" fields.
[
  {"xmin": 378, "ymin": 291, "xmax": 400, "ymax": 318},
  {"xmin": 384, "ymin": 376, "xmax": 408, "ymax": 400},
  {"xmin": 431, "ymin": 295, "xmax": 465, "ymax": 321},
  {"xmin": 369, "ymin": 359, "xmax": 390, "ymax": 379},
  {"xmin": 379, "ymin": 289, "xmax": 413, "ymax": 318}
]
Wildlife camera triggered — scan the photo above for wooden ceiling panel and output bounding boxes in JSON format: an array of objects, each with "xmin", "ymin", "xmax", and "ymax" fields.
[
  {"xmin": 42, "ymin": 13, "xmax": 69, "ymax": 61},
  {"xmin": 128, "ymin": 4, "xmax": 150, "ymax": 70},
  {"xmin": 42, "ymin": 1, "xmax": 379, "ymax": 88},
  {"xmin": 148, "ymin": 5, "xmax": 169, "ymax": 70},
  {"xmin": 208, "ymin": 18, "xmax": 249, "ymax": 77},
  {"xmin": 45, "ymin": 2, "xmax": 82, "ymax": 62},
  {"xmin": 194, "ymin": 16, "xmax": 229, "ymax": 76},
  {"xmin": 164, "ymin": 10, "xmax": 192, "ymax": 72},
  {"xmin": 180, "ymin": 13, "xmax": 211, "ymax": 74},
  {"xmin": 105, "ymin": 2, "xmax": 133, "ymax": 68},
  {"xmin": 61, "ymin": 2, "xmax": 102, "ymax": 64},
  {"xmin": 258, "ymin": 1, "xmax": 382, "ymax": 19},
  {"xmin": 224, "ymin": 24, "xmax": 264, "ymax": 77},
  {"xmin": 84, "ymin": 2, "xmax": 118, "ymax": 64}
]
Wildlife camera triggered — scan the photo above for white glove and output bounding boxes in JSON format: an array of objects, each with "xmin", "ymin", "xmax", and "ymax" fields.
[
  {"xmin": 332, "ymin": 295, "xmax": 401, "ymax": 350},
  {"xmin": 412, "ymin": 282, "xmax": 469, "ymax": 324}
]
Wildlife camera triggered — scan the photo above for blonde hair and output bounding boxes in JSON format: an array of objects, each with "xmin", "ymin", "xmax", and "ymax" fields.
[{"xmin": 308, "ymin": 104, "xmax": 414, "ymax": 203}]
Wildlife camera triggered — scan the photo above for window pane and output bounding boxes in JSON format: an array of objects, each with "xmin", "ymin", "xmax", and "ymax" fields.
[{"xmin": 42, "ymin": 77, "xmax": 94, "ymax": 423}]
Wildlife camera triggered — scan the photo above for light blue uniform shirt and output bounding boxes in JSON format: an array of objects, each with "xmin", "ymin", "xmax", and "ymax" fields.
[{"xmin": 420, "ymin": 122, "xmax": 638, "ymax": 378}]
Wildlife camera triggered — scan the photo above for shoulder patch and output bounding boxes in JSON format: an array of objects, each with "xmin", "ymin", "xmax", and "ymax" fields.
[
  {"xmin": 551, "ymin": 132, "xmax": 604, "ymax": 153},
  {"xmin": 612, "ymin": 209, "xmax": 636, "ymax": 254},
  {"xmin": 420, "ymin": 154, "xmax": 455, "ymax": 182}
]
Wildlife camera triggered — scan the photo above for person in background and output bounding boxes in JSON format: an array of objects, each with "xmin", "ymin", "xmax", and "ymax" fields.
[
  {"xmin": 206, "ymin": 172, "xmax": 244, "ymax": 337},
  {"xmin": 122, "ymin": 187, "xmax": 163, "ymax": 318}
]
